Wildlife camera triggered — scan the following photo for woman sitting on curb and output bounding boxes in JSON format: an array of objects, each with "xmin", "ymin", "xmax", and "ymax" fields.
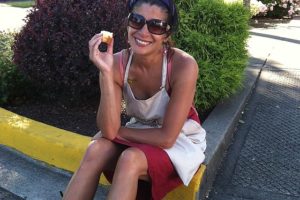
[{"xmin": 63, "ymin": 0, "xmax": 206, "ymax": 199}]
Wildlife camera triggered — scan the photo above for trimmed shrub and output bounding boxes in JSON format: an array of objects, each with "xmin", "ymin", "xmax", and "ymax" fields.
[
  {"xmin": 13, "ymin": 0, "xmax": 128, "ymax": 103},
  {"xmin": 13, "ymin": 0, "xmax": 250, "ymax": 115},
  {"xmin": 174, "ymin": 0, "xmax": 250, "ymax": 112},
  {"xmin": 0, "ymin": 31, "xmax": 33, "ymax": 105}
]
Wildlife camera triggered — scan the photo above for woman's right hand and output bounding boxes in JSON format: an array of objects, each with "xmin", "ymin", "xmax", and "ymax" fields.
[{"xmin": 88, "ymin": 32, "xmax": 114, "ymax": 74}]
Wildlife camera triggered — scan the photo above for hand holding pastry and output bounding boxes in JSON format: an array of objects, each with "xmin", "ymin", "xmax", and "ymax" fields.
[{"xmin": 88, "ymin": 31, "xmax": 114, "ymax": 74}]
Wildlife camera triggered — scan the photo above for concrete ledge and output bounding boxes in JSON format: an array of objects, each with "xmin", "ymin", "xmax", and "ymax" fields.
[
  {"xmin": 0, "ymin": 108, "xmax": 110, "ymax": 185},
  {"xmin": 165, "ymin": 165, "xmax": 206, "ymax": 200},
  {"xmin": 0, "ymin": 108, "xmax": 90, "ymax": 172},
  {"xmin": 0, "ymin": 107, "xmax": 206, "ymax": 199}
]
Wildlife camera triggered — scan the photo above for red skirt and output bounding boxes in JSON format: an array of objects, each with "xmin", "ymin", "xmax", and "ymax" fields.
[{"xmin": 103, "ymin": 138, "xmax": 183, "ymax": 200}]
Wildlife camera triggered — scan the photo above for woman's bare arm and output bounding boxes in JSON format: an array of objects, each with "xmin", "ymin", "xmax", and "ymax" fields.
[
  {"xmin": 96, "ymin": 70, "xmax": 122, "ymax": 140},
  {"xmin": 89, "ymin": 33, "xmax": 123, "ymax": 140}
]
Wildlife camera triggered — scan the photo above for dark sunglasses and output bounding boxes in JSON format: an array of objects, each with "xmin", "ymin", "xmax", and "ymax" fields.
[{"xmin": 127, "ymin": 13, "xmax": 171, "ymax": 35}]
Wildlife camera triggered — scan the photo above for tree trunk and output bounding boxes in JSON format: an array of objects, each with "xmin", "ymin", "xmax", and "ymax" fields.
[{"xmin": 243, "ymin": 0, "xmax": 250, "ymax": 9}]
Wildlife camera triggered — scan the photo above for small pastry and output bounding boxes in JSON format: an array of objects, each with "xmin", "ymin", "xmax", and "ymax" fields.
[{"xmin": 100, "ymin": 31, "xmax": 113, "ymax": 44}]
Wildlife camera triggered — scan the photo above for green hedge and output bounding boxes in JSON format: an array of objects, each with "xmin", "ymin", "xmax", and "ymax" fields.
[
  {"xmin": 12, "ymin": 0, "xmax": 250, "ymax": 115},
  {"xmin": 174, "ymin": 0, "xmax": 250, "ymax": 112},
  {"xmin": 0, "ymin": 31, "xmax": 32, "ymax": 105}
]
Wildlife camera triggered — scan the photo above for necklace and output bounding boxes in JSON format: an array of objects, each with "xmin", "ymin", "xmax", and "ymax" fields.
[{"xmin": 127, "ymin": 78, "xmax": 137, "ymax": 85}]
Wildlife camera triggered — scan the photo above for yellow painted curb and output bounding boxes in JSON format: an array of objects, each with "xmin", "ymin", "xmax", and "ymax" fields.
[
  {"xmin": 0, "ymin": 107, "xmax": 109, "ymax": 185},
  {"xmin": 164, "ymin": 165, "xmax": 206, "ymax": 200},
  {"xmin": 0, "ymin": 107, "xmax": 206, "ymax": 198}
]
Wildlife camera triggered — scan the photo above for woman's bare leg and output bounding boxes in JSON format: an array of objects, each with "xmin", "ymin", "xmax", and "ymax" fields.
[
  {"xmin": 63, "ymin": 138, "xmax": 122, "ymax": 200},
  {"xmin": 107, "ymin": 147, "xmax": 149, "ymax": 200}
]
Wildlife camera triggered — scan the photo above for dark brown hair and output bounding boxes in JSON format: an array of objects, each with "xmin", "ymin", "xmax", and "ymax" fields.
[{"xmin": 126, "ymin": 0, "xmax": 177, "ymax": 59}]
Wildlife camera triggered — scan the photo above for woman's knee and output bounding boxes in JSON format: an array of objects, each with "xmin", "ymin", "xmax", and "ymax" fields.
[
  {"xmin": 82, "ymin": 138, "xmax": 116, "ymax": 165},
  {"xmin": 117, "ymin": 148, "xmax": 148, "ymax": 176}
]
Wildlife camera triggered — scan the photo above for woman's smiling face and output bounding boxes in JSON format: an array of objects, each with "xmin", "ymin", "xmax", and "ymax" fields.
[{"xmin": 127, "ymin": 3, "xmax": 169, "ymax": 56}]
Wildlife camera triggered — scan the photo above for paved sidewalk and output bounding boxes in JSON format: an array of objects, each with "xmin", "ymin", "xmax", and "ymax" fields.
[
  {"xmin": 0, "ymin": 4, "xmax": 31, "ymax": 32},
  {"xmin": 207, "ymin": 17, "xmax": 300, "ymax": 200},
  {"xmin": 0, "ymin": 145, "xmax": 109, "ymax": 200},
  {"xmin": 0, "ymin": 186, "xmax": 23, "ymax": 200}
]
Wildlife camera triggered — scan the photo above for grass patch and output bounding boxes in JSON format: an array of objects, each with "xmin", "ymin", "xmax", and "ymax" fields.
[{"xmin": 4, "ymin": 1, "xmax": 35, "ymax": 8}]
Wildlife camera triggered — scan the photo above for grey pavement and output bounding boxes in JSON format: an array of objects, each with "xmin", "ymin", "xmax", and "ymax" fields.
[
  {"xmin": 0, "ymin": 145, "xmax": 109, "ymax": 200},
  {"xmin": 0, "ymin": 187, "xmax": 23, "ymax": 200},
  {"xmin": 206, "ymin": 16, "xmax": 300, "ymax": 200}
]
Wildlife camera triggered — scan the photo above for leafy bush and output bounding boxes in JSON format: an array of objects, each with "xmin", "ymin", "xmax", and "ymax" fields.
[
  {"xmin": 250, "ymin": 0, "xmax": 268, "ymax": 17},
  {"xmin": 260, "ymin": 0, "xmax": 298, "ymax": 18},
  {"xmin": 13, "ymin": 0, "xmax": 128, "ymax": 103},
  {"xmin": 13, "ymin": 0, "xmax": 250, "ymax": 115},
  {"xmin": 0, "ymin": 31, "xmax": 32, "ymax": 105},
  {"xmin": 174, "ymin": 0, "xmax": 250, "ymax": 112}
]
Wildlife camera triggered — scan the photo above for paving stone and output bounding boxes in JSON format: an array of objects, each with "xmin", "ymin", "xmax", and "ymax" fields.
[{"xmin": 0, "ymin": 187, "xmax": 23, "ymax": 200}]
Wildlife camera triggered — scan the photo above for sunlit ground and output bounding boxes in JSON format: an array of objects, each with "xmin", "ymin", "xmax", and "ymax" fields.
[{"xmin": 0, "ymin": 3, "xmax": 32, "ymax": 32}]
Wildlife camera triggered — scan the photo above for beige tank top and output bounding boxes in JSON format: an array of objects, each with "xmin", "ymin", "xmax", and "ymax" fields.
[{"xmin": 123, "ymin": 51, "xmax": 170, "ymax": 126}]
